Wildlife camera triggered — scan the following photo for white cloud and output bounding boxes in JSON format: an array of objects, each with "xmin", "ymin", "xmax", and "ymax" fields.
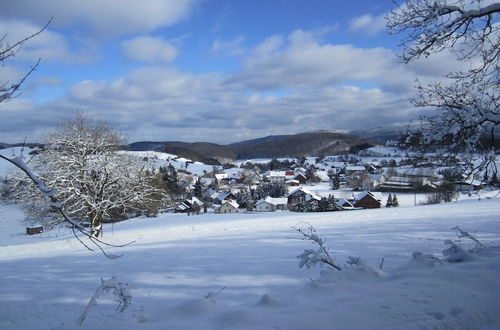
[
  {"xmin": 0, "ymin": 24, "xmax": 468, "ymax": 144},
  {"xmin": 232, "ymin": 29, "xmax": 398, "ymax": 90},
  {"xmin": 349, "ymin": 14, "xmax": 386, "ymax": 35},
  {"xmin": 0, "ymin": 66, "xmax": 23, "ymax": 85},
  {"xmin": 251, "ymin": 35, "xmax": 285, "ymax": 56},
  {"xmin": 210, "ymin": 35, "xmax": 246, "ymax": 56},
  {"xmin": 121, "ymin": 36, "xmax": 178, "ymax": 63},
  {"xmin": 0, "ymin": 19, "xmax": 95, "ymax": 63},
  {"xmin": 0, "ymin": 62, "xmax": 418, "ymax": 144},
  {"xmin": 1, "ymin": 0, "xmax": 199, "ymax": 37}
]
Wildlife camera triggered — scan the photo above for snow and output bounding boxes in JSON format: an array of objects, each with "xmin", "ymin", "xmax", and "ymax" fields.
[
  {"xmin": 0, "ymin": 147, "xmax": 32, "ymax": 178},
  {"xmin": 1, "ymin": 196, "xmax": 500, "ymax": 329},
  {"xmin": 121, "ymin": 150, "xmax": 216, "ymax": 177},
  {"xmin": 2, "ymin": 147, "xmax": 500, "ymax": 328}
]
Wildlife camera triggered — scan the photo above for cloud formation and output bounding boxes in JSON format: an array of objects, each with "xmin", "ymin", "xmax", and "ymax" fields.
[
  {"xmin": 210, "ymin": 35, "xmax": 246, "ymax": 56},
  {"xmin": 230, "ymin": 29, "xmax": 400, "ymax": 90},
  {"xmin": 0, "ymin": 60, "xmax": 418, "ymax": 144},
  {"xmin": 122, "ymin": 36, "xmax": 178, "ymax": 63},
  {"xmin": 0, "ymin": 0, "xmax": 199, "ymax": 37},
  {"xmin": 349, "ymin": 14, "xmax": 386, "ymax": 35},
  {"xmin": 0, "ymin": 11, "xmax": 468, "ymax": 145},
  {"xmin": 0, "ymin": 19, "xmax": 93, "ymax": 63}
]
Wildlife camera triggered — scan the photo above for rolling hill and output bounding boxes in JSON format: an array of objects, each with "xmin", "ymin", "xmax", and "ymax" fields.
[{"xmin": 128, "ymin": 130, "xmax": 377, "ymax": 163}]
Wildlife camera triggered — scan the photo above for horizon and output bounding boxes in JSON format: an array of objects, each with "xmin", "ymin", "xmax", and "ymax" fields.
[
  {"xmin": 1, "ymin": 126, "xmax": 403, "ymax": 146},
  {"xmin": 0, "ymin": 1, "xmax": 458, "ymax": 144}
]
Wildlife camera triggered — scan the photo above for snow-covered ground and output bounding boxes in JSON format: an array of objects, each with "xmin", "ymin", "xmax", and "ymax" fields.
[{"xmin": 1, "ymin": 197, "xmax": 500, "ymax": 329}]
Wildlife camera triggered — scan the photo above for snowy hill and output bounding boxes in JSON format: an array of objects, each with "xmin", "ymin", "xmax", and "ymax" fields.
[{"xmin": 1, "ymin": 196, "xmax": 500, "ymax": 329}]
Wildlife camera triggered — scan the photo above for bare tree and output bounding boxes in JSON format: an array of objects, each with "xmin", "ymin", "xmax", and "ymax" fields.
[{"xmin": 387, "ymin": 1, "xmax": 499, "ymax": 176}]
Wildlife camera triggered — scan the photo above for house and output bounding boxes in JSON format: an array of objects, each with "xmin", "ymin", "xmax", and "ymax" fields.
[
  {"xmin": 255, "ymin": 197, "xmax": 288, "ymax": 212},
  {"xmin": 293, "ymin": 173, "xmax": 307, "ymax": 184},
  {"xmin": 377, "ymin": 178, "xmax": 414, "ymax": 191},
  {"xmin": 353, "ymin": 191, "xmax": 382, "ymax": 209},
  {"xmin": 378, "ymin": 174, "xmax": 438, "ymax": 192},
  {"xmin": 214, "ymin": 173, "xmax": 229, "ymax": 182},
  {"xmin": 452, "ymin": 178, "xmax": 485, "ymax": 191},
  {"xmin": 365, "ymin": 163, "xmax": 379, "ymax": 174},
  {"xmin": 212, "ymin": 191, "xmax": 237, "ymax": 204},
  {"xmin": 241, "ymin": 169, "xmax": 262, "ymax": 185},
  {"xmin": 314, "ymin": 171, "xmax": 330, "ymax": 182},
  {"xmin": 175, "ymin": 197, "xmax": 203, "ymax": 213},
  {"xmin": 266, "ymin": 171, "xmax": 287, "ymax": 182},
  {"xmin": 217, "ymin": 199, "xmax": 239, "ymax": 213},
  {"xmin": 345, "ymin": 165, "xmax": 367, "ymax": 176},
  {"xmin": 336, "ymin": 198, "xmax": 354, "ymax": 209},
  {"xmin": 287, "ymin": 187, "xmax": 321, "ymax": 206}
]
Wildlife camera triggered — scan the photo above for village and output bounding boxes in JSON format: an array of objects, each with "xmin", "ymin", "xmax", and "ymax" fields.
[{"xmin": 132, "ymin": 145, "xmax": 495, "ymax": 216}]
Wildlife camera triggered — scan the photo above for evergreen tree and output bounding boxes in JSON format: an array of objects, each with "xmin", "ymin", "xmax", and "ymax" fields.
[
  {"xmin": 306, "ymin": 199, "xmax": 320, "ymax": 212},
  {"xmin": 326, "ymin": 195, "xmax": 341, "ymax": 211},
  {"xmin": 330, "ymin": 174, "xmax": 340, "ymax": 190},
  {"xmin": 160, "ymin": 164, "xmax": 181, "ymax": 194},
  {"xmin": 236, "ymin": 190, "xmax": 251, "ymax": 206},
  {"xmin": 252, "ymin": 182, "xmax": 288, "ymax": 200},
  {"xmin": 194, "ymin": 178, "xmax": 203, "ymax": 199},
  {"xmin": 386, "ymin": 194, "xmax": 393, "ymax": 208},
  {"xmin": 392, "ymin": 194, "xmax": 399, "ymax": 207},
  {"xmin": 318, "ymin": 197, "xmax": 329, "ymax": 212},
  {"xmin": 208, "ymin": 177, "xmax": 219, "ymax": 190}
]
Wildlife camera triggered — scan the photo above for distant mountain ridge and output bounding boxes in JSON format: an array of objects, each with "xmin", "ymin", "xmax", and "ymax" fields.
[
  {"xmin": 128, "ymin": 130, "xmax": 380, "ymax": 163},
  {"xmin": 347, "ymin": 126, "xmax": 404, "ymax": 144},
  {"xmin": 228, "ymin": 135, "xmax": 289, "ymax": 147}
]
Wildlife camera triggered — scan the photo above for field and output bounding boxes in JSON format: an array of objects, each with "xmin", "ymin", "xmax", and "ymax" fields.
[{"xmin": 1, "ymin": 195, "xmax": 500, "ymax": 329}]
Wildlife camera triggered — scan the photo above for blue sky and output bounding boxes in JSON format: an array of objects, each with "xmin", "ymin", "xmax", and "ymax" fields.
[{"xmin": 0, "ymin": 0, "xmax": 461, "ymax": 144}]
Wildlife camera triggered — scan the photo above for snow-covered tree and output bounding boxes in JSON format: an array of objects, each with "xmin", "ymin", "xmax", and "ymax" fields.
[
  {"xmin": 295, "ymin": 198, "xmax": 320, "ymax": 212},
  {"xmin": 387, "ymin": 0, "xmax": 500, "ymax": 175},
  {"xmin": 347, "ymin": 171, "xmax": 371, "ymax": 191},
  {"xmin": 386, "ymin": 194, "xmax": 394, "ymax": 207},
  {"xmin": 252, "ymin": 182, "xmax": 288, "ymax": 200},
  {"xmin": 392, "ymin": 194, "xmax": 400, "ymax": 207},
  {"xmin": 318, "ymin": 195, "xmax": 342, "ymax": 212},
  {"xmin": 7, "ymin": 113, "xmax": 167, "ymax": 237}
]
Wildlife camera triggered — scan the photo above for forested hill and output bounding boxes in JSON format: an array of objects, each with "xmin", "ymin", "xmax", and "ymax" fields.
[{"xmin": 128, "ymin": 131, "xmax": 376, "ymax": 163}]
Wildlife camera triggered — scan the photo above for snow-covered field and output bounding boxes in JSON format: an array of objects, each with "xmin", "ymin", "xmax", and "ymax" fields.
[{"xmin": 1, "ymin": 197, "xmax": 500, "ymax": 329}]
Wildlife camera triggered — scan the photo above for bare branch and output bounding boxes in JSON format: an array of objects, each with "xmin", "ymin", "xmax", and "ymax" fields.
[
  {"xmin": 292, "ymin": 223, "xmax": 342, "ymax": 271},
  {"xmin": 0, "ymin": 17, "xmax": 52, "ymax": 62}
]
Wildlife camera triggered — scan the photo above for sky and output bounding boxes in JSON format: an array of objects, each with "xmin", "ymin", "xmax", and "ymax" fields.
[{"xmin": 0, "ymin": 0, "xmax": 464, "ymax": 144}]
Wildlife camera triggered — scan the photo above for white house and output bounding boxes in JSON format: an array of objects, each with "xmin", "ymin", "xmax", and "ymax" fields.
[
  {"xmin": 266, "ymin": 171, "xmax": 287, "ymax": 182},
  {"xmin": 255, "ymin": 197, "xmax": 288, "ymax": 212},
  {"xmin": 287, "ymin": 187, "xmax": 322, "ymax": 206},
  {"xmin": 217, "ymin": 199, "xmax": 239, "ymax": 213}
]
